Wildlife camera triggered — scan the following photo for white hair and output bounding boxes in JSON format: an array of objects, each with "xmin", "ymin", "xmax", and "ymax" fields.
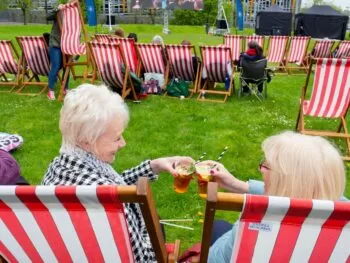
[
  {"xmin": 59, "ymin": 84, "xmax": 129, "ymax": 152},
  {"xmin": 152, "ymin": 35, "xmax": 164, "ymax": 45},
  {"xmin": 262, "ymin": 131, "xmax": 345, "ymax": 201}
]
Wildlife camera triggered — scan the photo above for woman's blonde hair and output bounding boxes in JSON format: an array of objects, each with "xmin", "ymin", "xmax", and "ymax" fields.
[
  {"xmin": 262, "ymin": 131, "xmax": 345, "ymax": 201},
  {"xmin": 59, "ymin": 84, "xmax": 129, "ymax": 152}
]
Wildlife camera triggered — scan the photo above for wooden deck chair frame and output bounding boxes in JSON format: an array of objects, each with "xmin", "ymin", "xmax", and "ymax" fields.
[
  {"xmin": 165, "ymin": 44, "xmax": 201, "ymax": 96},
  {"xmin": 88, "ymin": 41, "xmax": 137, "ymax": 100},
  {"xmin": 266, "ymin": 36, "xmax": 289, "ymax": 73},
  {"xmin": 223, "ymin": 35, "xmax": 244, "ymax": 63},
  {"xmin": 282, "ymin": 36, "xmax": 310, "ymax": 74},
  {"xmin": 0, "ymin": 40, "xmax": 21, "ymax": 92},
  {"xmin": 333, "ymin": 40, "xmax": 350, "ymax": 59},
  {"xmin": 57, "ymin": 0, "xmax": 91, "ymax": 101},
  {"xmin": 296, "ymin": 58, "xmax": 350, "ymax": 161},
  {"xmin": 197, "ymin": 45, "xmax": 234, "ymax": 103},
  {"xmin": 0, "ymin": 177, "xmax": 180, "ymax": 263},
  {"xmin": 135, "ymin": 43, "xmax": 169, "ymax": 90},
  {"xmin": 15, "ymin": 36, "xmax": 52, "ymax": 96}
]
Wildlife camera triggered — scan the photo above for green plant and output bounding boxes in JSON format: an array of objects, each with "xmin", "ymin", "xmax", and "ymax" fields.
[{"xmin": 16, "ymin": 0, "xmax": 32, "ymax": 25}]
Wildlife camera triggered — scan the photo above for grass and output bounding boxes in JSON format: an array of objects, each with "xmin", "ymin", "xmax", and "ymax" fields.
[{"xmin": 0, "ymin": 24, "xmax": 349, "ymax": 250}]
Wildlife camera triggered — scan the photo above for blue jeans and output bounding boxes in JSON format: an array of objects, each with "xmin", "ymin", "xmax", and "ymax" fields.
[
  {"xmin": 210, "ymin": 220, "xmax": 233, "ymax": 246},
  {"xmin": 48, "ymin": 47, "xmax": 68, "ymax": 90}
]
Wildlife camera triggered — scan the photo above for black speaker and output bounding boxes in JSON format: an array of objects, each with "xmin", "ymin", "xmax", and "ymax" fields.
[
  {"xmin": 106, "ymin": 15, "xmax": 116, "ymax": 25},
  {"xmin": 216, "ymin": 19, "xmax": 227, "ymax": 29}
]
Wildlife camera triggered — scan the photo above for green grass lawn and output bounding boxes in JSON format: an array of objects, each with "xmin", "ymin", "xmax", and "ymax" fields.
[{"xmin": 0, "ymin": 24, "xmax": 349, "ymax": 250}]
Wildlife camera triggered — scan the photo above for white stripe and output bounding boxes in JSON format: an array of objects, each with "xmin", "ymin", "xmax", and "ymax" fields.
[
  {"xmin": 334, "ymin": 60, "xmax": 350, "ymax": 117},
  {"xmin": 290, "ymin": 199, "xmax": 334, "ymax": 263},
  {"xmin": 251, "ymin": 196, "xmax": 290, "ymax": 263},
  {"xmin": 76, "ymin": 186, "xmax": 121, "ymax": 262},
  {"xmin": 0, "ymin": 187, "xmax": 57, "ymax": 262},
  {"xmin": 0, "ymin": 219, "xmax": 31, "ymax": 262},
  {"xmin": 328, "ymin": 59, "xmax": 346, "ymax": 117},
  {"xmin": 318, "ymin": 59, "xmax": 337, "ymax": 116},
  {"xmin": 310, "ymin": 59, "xmax": 327, "ymax": 116},
  {"xmin": 35, "ymin": 186, "xmax": 88, "ymax": 263},
  {"xmin": 328, "ymin": 221, "xmax": 350, "ymax": 262}
]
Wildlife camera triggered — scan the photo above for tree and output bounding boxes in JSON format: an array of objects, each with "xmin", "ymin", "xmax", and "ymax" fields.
[
  {"xmin": 16, "ymin": 0, "xmax": 32, "ymax": 25},
  {"xmin": 0, "ymin": 0, "xmax": 10, "ymax": 11}
]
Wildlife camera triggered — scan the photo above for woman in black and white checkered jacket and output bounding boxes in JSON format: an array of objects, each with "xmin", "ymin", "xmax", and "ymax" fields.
[{"xmin": 42, "ymin": 84, "xmax": 194, "ymax": 262}]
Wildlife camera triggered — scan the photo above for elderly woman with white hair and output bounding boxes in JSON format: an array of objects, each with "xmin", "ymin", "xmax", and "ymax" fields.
[
  {"xmin": 205, "ymin": 131, "xmax": 348, "ymax": 263},
  {"xmin": 42, "ymin": 84, "xmax": 194, "ymax": 262}
]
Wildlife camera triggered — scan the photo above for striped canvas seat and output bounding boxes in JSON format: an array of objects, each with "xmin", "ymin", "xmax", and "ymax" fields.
[
  {"xmin": 0, "ymin": 40, "xmax": 20, "ymax": 91},
  {"xmin": 0, "ymin": 178, "xmax": 180, "ymax": 263},
  {"xmin": 312, "ymin": 40, "xmax": 335, "ymax": 58},
  {"xmin": 266, "ymin": 36, "xmax": 289, "ymax": 66},
  {"xmin": 296, "ymin": 58, "xmax": 350, "ymax": 160},
  {"xmin": 245, "ymin": 35, "xmax": 265, "ymax": 50},
  {"xmin": 284, "ymin": 36, "xmax": 310, "ymax": 73},
  {"xmin": 116, "ymin": 38, "xmax": 138, "ymax": 74},
  {"xmin": 166, "ymin": 44, "xmax": 200, "ymax": 95},
  {"xmin": 136, "ymin": 43, "xmax": 166, "ymax": 74},
  {"xmin": 57, "ymin": 0, "xmax": 90, "ymax": 101},
  {"xmin": 89, "ymin": 41, "xmax": 137, "ymax": 100},
  {"xmin": 16, "ymin": 36, "xmax": 50, "ymax": 95},
  {"xmin": 334, "ymin": 40, "xmax": 350, "ymax": 59},
  {"xmin": 198, "ymin": 46, "xmax": 234, "ymax": 102},
  {"xmin": 199, "ymin": 182, "xmax": 350, "ymax": 263},
  {"xmin": 224, "ymin": 35, "xmax": 243, "ymax": 61},
  {"xmin": 93, "ymin": 34, "xmax": 112, "ymax": 43}
]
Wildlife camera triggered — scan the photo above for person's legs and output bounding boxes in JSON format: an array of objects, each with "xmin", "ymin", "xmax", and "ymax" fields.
[
  {"xmin": 258, "ymin": 82, "xmax": 264, "ymax": 93},
  {"xmin": 48, "ymin": 47, "xmax": 63, "ymax": 91},
  {"xmin": 210, "ymin": 220, "xmax": 233, "ymax": 246}
]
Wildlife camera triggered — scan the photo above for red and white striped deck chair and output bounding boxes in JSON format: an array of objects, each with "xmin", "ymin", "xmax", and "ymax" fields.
[
  {"xmin": 266, "ymin": 36, "xmax": 289, "ymax": 72},
  {"xmin": 111, "ymin": 38, "xmax": 139, "ymax": 74},
  {"xmin": 0, "ymin": 40, "xmax": 20, "ymax": 92},
  {"xmin": 198, "ymin": 46, "xmax": 234, "ymax": 103},
  {"xmin": 245, "ymin": 35, "xmax": 265, "ymax": 51},
  {"xmin": 0, "ymin": 177, "xmax": 180, "ymax": 263},
  {"xmin": 93, "ymin": 34, "xmax": 112, "ymax": 43},
  {"xmin": 136, "ymin": 43, "xmax": 169, "ymax": 89},
  {"xmin": 296, "ymin": 58, "xmax": 350, "ymax": 160},
  {"xmin": 199, "ymin": 182, "xmax": 350, "ymax": 263},
  {"xmin": 57, "ymin": 0, "xmax": 90, "ymax": 101},
  {"xmin": 15, "ymin": 36, "xmax": 51, "ymax": 95},
  {"xmin": 165, "ymin": 44, "xmax": 200, "ymax": 96},
  {"xmin": 334, "ymin": 40, "xmax": 350, "ymax": 59},
  {"xmin": 224, "ymin": 35, "xmax": 243, "ymax": 62},
  {"xmin": 89, "ymin": 41, "xmax": 137, "ymax": 100},
  {"xmin": 311, "ymin": 39, "xmax": 335, "ymax": 59},
  {"xmin": 283, "ymin": 36, "xmax": 310, "ymax": 74}
]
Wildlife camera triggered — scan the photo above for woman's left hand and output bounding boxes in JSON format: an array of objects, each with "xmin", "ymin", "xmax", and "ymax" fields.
[{"xmin": 150, "ymin": 156, "xmax": 195, "ymax": 176}]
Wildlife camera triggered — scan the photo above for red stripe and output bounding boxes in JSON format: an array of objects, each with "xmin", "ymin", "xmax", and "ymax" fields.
[
  {"xmin": 96, "ymin": 186, "xmax": 134, "ymax": 263},
  {"xmin": 235, "ymin": 195, "xmax": 269, "ymax": 262},
  {"xmin": 15, "ymin": 187, "xmax": 73, "ymax": 262},
  {"xmin": 0, "ymin": 199, "xmax": 43, "ymax": 262},
  {"xmin": 305, "ymin": 59, "xmax": 325, "ymax": 115},
  {"xmin": 309, "ymin": 201, "xmax": 350, "ymax": 262},
  {"xmin": 322, "ymin": 59, "xmax": 341, "ymax": 117},
  {"xmin": 55, "ymin": 187, "xmax": 104, "ymax": 261},
  {"xmin": 0, "ymin": 240, "xmax": 19, "ymax": 263},
  {"xmin": 269, "ymin": 199, "xmax": 313, "ymax": 262},
  {"xmin": 333, "ymin": 60, "xmax": 350, "ymax": 117}
]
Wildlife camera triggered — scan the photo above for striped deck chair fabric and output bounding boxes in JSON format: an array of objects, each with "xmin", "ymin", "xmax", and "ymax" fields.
[
  {"xmin": 60, "ymin": 1, "xmax": 86, "ymax": 55},
  {"xmin": 18, "ymin": 36, "xmax": 50, "ymax": 78},
  {"xmin": 224, "ymin": 35, "xmax": 243, "ymax": 61},
  {"xmin": 231, "ymin": 194, "xmax": 350, "ymax": 262},
  {"xmin": 201, "ymin": 46, "xmax": 231, "ymax": 83},
  {"xmin": 116, "ymin": 38, "xmax": 138, "ymax": 73},
  {"xmin": 286, "ymin": 36, "xmax": 310, "ymax": 63},
  {"xmin": 93, "ymin": 34, "xmax": 111, "ymax": 43},
  {"xmin": 166, "ymin": 45, "xmax": 196, "ymax": 81},
  {"xmin": 0, "ymin": 40, "xmax": 19, "ymax": 91},
  {"xmin": 312, "ymin": 40, "xmax": 335, "ymax": 58},
  {"xmin": 334, "ymin": 40, "xmax": 350, "ymax": 59},
  {"xmin": 245, "ymin": 35, "xmax": 264, "ymax": 50},
  {"xmin": 302, "ymin": 59, "xmax": 350, "ymax": 118},
  {"xmin": 267, "ymin": 36, "xmax": 289, "ymax": 63},
  {"xmin": 137, "ymin": 44, "xmax": 165, "ymax": 74},
  {"xmin": 0, "ymin": 178, "xmax": 180, "ymax": 263}
]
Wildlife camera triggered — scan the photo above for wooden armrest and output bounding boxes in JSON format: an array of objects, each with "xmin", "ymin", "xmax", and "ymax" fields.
[{"xmin": 167, "ymin": 239, "xmax": 181, "ymax": 263}]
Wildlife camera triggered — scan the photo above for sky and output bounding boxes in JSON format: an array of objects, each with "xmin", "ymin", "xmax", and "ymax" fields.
[{"xmin": 302, "ymin": 0, "xmax": 350, "ymax": 10}]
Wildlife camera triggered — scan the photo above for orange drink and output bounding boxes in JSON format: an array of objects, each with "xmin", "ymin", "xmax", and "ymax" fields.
[
  {"xmin": 174, "ymin": 162, "xmax": 195, "ymax": 193},
  {"xmin": 195, "ymin": 163, "xmax": 215, "ymax": 198}
]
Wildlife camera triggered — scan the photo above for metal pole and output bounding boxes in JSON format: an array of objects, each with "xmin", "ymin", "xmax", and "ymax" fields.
[
  {"xmin": 163, "ymin": 9, "xmax": 170, "ymax": 34},
  {"xmin": 45, "ymin": 0, "xmax": 48, "ymax": 24},
  {"xmin": 108, "ymin": 0, "xmax": 112, "ymax": 32}
]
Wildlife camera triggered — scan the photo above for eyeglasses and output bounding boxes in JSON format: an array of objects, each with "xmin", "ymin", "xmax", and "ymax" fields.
[{"xmin": 259, "ymin": 159, "xmax": 270, "ymax": 171}]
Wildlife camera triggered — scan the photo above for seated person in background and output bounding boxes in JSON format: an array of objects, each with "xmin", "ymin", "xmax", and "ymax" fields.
[
  {"xmin": 238, "ymin": 41, "xmax": 267, "ymax": 94},
  {"xmin": 207, "ymin": 131, "xmax": 347, "ymax": 263},
  {"xmin": 42, "ymin": 84, "xmax": 193, "ymax": 261},
  {"xmin": 115, "ymin": 27, "xmax": 125, "ymax": 38},
  {"xmin": 0, "ymin": 133, "xmax": 29, "ymax": 185},
  {"xmin": 128, "ymin": 33, "xmax": 138, "ymax": 43}
]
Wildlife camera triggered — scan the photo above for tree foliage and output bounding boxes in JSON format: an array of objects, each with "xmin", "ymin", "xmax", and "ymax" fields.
[{"xmin": 16, "ymin": 0, "xmax": 33, "ymax": 25}]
